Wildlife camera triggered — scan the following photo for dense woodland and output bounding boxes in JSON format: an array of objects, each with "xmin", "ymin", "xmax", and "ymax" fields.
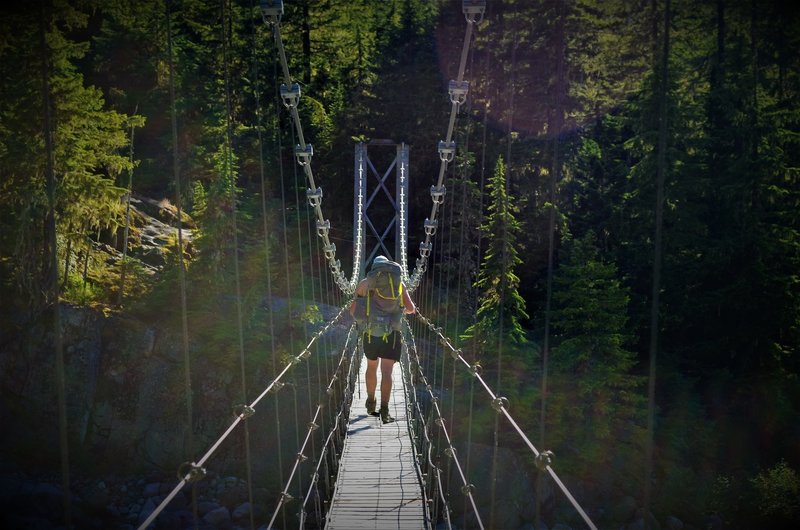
[{"xmin": 1, "ymin": 0, "xmax": 799, "ymax": 528}]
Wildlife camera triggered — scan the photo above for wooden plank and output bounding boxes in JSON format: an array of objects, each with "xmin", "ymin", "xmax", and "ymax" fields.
[{"xmin": 325, "ymin": 354, "xmax": 429, "ymax": 530}]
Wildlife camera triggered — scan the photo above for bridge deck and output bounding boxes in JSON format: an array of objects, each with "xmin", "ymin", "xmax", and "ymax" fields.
[{"xmin": 325, "ymin": 353, "xmax": 429, "ymax": 529}]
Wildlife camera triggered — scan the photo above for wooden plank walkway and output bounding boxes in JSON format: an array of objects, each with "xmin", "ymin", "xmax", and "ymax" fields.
[{"xmin": 325, "ymin": 353, "xmax": 429, "ymax": 530}]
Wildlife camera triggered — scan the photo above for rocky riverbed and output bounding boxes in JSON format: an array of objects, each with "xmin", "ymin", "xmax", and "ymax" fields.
[{"xmin": 0, "ymin": 466, "xmax": 279, "ymax": 529}]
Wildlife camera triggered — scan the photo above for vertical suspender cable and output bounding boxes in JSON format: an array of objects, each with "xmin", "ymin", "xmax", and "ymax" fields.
[
  {"xmin": 165, "ymin": 1, "xmax": 198, "ymax": 526},
  {"xmin": 221, "ymin": 1, "xmax": 255, "ymax": 526},
  {"xmin": 538, "ymin": 0, "xmax": 566, "ymax": 525},
  {"xmin": 288, "ymin": 124, "xmax": 305, "ymax": 499},
  {"xmin": 451, "ymin": 44, "xmax": 475, "ymax": 432},
  {"xmin": 490, "ymin": 6, "xmax": 518, "ymax": 527},
  {"xmin": 271, "ymin": 51, "xmax": 288, "ymax": 530},
  {"xmin": 249, "ymin": 0, "xmax": 284, "ymax": 522},
  {"xmin": 274, "ymin": 35, "xmax": 302, "ymax": 503},
  {"xmin": 118, "ymin": 104, "xmax": 137, "ymax": 307},
  {"xmin": 290, "ymin": 118, "xmax": 318, "ymax": 466},
  {"xmin": 39, "ymin": 2, "xmax": 71, "ymax": 525},
  {"xmin": 467, "ymin": 30, "xmax": 491, "ymax": 514},
  {"xmin": 644, "ymin": 0, "xmax": 671, "ymax": 522}
]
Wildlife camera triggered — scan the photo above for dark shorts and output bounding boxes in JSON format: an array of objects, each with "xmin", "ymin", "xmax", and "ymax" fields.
[{"xmin": 363, "ymin": 331, "xmax": 402, "ymax": 362}]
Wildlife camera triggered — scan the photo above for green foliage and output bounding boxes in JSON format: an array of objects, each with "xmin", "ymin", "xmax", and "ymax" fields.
[
  {"xmin": 0, "ymin": 1, "xmax": 799, "ymax": 527},
  {"xmin": 752, "ymin": 462, "xmax": 800, "ymax": 524},
  {"xmin": 462, "ymin": 156, "xmax": 528, "ymax": 353},
  {"xmin": 547, "ymin": 230, "xmax": 645, "ymax": 488},
  {"xmin": 710, "ymin": 462, "xmax": 800, "ymax": 528},
  {"xmin": 0, "ymin": 3, "xmax": 138, "ymax": 311}
]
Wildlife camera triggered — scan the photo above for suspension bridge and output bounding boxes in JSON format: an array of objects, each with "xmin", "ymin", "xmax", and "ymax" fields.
[{"xmin": 135, "ymin": 1, "xmax": 598, "ymax": 529}]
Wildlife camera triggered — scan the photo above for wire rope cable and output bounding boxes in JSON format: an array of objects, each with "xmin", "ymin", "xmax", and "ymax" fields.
[
  {"xmin": 220, "ymin": 1, "xmax": 257, "ymax": 527},
  {"xmin": 165, "ymin": 1, "xmax": 199, "ymax": 526},
  {"xmin": 249, "ymin": 0, "xmax": 288, "ymax": 524},
  {"xmin": 117, "ymin": 103, "xmax": 137, "ymax": 307},
  {"xmin": 403, "ymin": 323, "xmax": 483, "ymax": 529},
  {"xmin": 414, "ymin": 311, "xmax": 598, "ymax": 530},
  {"xmin": 644, "ymin": 0, "xmax": 671, "ymax": 520},
  {"xmin": 268, "ymin": 323, "xmax": 360, "ymax": 529},
  {"xmin": 406, "ymin": 1, "xmax": 485, "ymax": 291},
  {"xmin": 538, "ymin": 0, "xmax": 567, "ymax": 524},
  {"xmin": 261, "ymin": 8, "xmax": 357, "ymax": 293},
  {"xmin": 39, "ymin": 2, "xmax": 72, "ymax": 524},
  {"xmin": 136, "ymin": 304, "xmax": 351, "ymax": 530}
]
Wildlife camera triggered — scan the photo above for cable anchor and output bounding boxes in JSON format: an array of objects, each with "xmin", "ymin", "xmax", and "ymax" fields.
[
  {"xmin": 461, "ymin": 483, "xmax": 476, "ymax": 495},
  {"xmin": 419, "ymin": 241, "xmax": 432, "ymax": 258},
  {"xmin": 430, "ymin": 185, "xmax": 446, "ymax": 204},
  {"xmin": 469, "ymin": 362, "xmax": 482, "ymax": 376},
  {"xmin": 280, "ymin": 83, "xmax": 301, "ymax": 108},
  {"xmin": 295, "ymin": 144, "xmax": 313, "ymax": 166},
  {"xmin": 450, "ymin": 348, "xmax": 462, "ymax": 360},
  {"xmin": 491, "ymin": 396, "xmax": 509, "ymax": 413},
  {"xmin": 423, "ymin": 218, "xmax": 438, "ymax": 236},
  {"xmin": 535, "ymin": 450, "xmax": 554, "ymax": 471},
  {"xmin": 177, "ymin": 462, "xmax": 207, "ymax": 483},
  {"xmin": 233, "ymin": 404, "xmax": 255, "ymax": 419},
  {"xmin": 259, "ymin": 0, "xmax": 284, "ymax": 22},
  {"xmin": 316, "ymin": 219, "xmax": 330, "ymax": 238},
  {"xmin": 323, "ymin": 243, "xmax": 336, "ymax": 261},
  {"xmin": 306, "ymin": 187, "xmax": 323, "ymax": 208},
  {"xmin": 448, "ymin": 80, "xmax": 469, "ymax": 106},
  {"xmin": 463, "ymin": 0, "xmax": 486, "ymax": 24},
  {"xmin": 438, "ymin": 140, "xmax": 456, "ymax": 163}
]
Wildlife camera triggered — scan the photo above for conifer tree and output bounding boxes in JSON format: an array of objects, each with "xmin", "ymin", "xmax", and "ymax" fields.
[
  {"xmin": 546, "ymin": 230, "xmax": 645, "ymax": 486},
  {"xmin": 0, "ymin": 3, "xmax": 137, "ymax": 311},
  {"xmin": 462, "ymin": 156, "xmax": 528, "ymax": 354}
]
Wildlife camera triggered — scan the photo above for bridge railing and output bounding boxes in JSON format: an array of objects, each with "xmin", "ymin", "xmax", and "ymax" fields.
[
  {"xmin": 404, "ymin": 311, "xmax": 598, "ymax": 530},
  {"xmin": 137, "ymin": 305, "xmax": 355, "ymax": 530}
]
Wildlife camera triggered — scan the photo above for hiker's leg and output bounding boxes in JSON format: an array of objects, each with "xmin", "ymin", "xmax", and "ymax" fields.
[
  {"xmin": 365, "ymin": 358, "xmax": 378, "ymax": 398},
  {"xmin": 379, "ymin": 358, "xmax": 395, "ymax": 404}
]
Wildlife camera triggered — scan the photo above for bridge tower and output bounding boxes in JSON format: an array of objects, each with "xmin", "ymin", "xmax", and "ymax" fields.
[{"xmin": 354, "ymin": 140, "xmax": 410, "ymax": 279}]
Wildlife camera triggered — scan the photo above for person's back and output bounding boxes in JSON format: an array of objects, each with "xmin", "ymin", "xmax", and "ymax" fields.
[
  {"xmin": 356, "ymin": 256, "xmax": 404, "ymax": 340},
  {"xmin": 349, "ymin": 256, "xmax": 415, "ymax": 423}
]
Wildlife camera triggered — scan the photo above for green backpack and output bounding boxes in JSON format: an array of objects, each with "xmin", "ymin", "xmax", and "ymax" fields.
[{"xmin": 353, "ymin": 256, "xmax": 404, "ymax": 339}]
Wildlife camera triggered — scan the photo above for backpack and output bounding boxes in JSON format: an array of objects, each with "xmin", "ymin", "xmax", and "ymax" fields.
[{"xmin": 352, "ymin": 256, "xmax": 404, "ymax": 339}]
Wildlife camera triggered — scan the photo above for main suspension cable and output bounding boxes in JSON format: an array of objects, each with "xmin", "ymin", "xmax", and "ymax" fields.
[
  {"xmin": 406, "ymin": 1, "xmax": 485, "ymax": 291},
  {"xmin": 261, "ymin": 4, "xmax": 355, "ymax": 293}
]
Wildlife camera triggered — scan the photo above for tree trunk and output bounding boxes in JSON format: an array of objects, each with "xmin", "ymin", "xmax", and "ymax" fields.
[{"xmin": 644, "ymin": 0, "xmax": 671, "ymax": 524}]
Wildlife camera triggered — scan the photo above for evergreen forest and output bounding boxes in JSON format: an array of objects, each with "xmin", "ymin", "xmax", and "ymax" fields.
[{"xmin": 1, "ymin": 0, "xmax": 799, "ymax": 529}]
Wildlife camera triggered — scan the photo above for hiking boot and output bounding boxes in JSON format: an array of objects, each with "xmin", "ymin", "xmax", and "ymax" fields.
[
  {"xmin": 379, "ymin": 404, "xmax": 394, "ymax": 424},
  {"xmin": 365, "ymin": 397, "xmax": 376, "ymax": 415}
]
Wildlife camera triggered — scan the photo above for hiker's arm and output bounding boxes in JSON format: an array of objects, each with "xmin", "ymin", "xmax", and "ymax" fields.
[
  {"xmin": 402, "ymin": 286, "xmax": 416, "ymax": 314},
  {"xmin": 349, "ymin": 279, "xmax": 368, "ymax": 316}
]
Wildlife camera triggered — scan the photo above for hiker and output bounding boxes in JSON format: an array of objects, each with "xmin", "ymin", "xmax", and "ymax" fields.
[{"xmin": 349, "ymin": 255, "xmax": 416, "ymax": 423}]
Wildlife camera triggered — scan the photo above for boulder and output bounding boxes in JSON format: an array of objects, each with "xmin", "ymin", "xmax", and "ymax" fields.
[{"xmin": 203, "ymin": 506, "xmax": 231, "ymax": 529}]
